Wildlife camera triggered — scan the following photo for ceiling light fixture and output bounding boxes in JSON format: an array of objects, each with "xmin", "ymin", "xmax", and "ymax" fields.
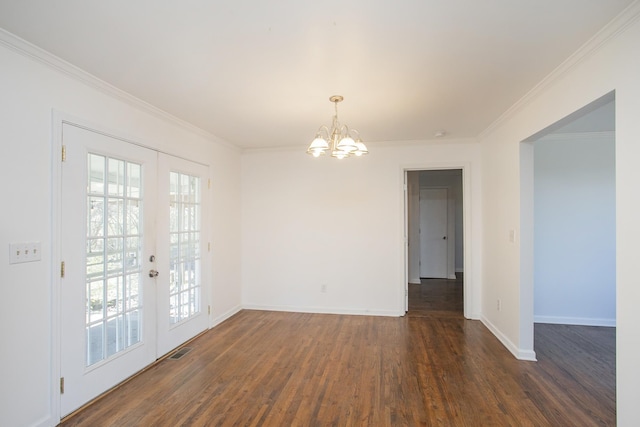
[{"xmin": 306, "ymin": 95, "xmax": 368, "ymax": 159}]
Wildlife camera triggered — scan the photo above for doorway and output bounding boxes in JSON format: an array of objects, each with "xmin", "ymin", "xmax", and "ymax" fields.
[
  {"xmin": 58, "ymin": 122, "xmax": 211, "ymax": 416},
  {"xmin": 406, "ymin": 169, "xmax": 464, "ymax": 314},
  {"xmin": 521, "ymin": 91, "xmax": 616, "ymax": 351}
]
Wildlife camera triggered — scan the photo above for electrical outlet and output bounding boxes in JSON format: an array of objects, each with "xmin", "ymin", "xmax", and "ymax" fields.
[
  {"xmin": 497, "ymin": 299, "xmax": 501, "ymax": 311},
  {"xmin": 321, "ymin": 284, "xmax": 327, "ymax": 293}
]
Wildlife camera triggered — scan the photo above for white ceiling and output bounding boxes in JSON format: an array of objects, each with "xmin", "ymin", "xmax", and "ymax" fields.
[{"xmin": 0, "ymin": 0, "xmax": 633, "ymax": 149}]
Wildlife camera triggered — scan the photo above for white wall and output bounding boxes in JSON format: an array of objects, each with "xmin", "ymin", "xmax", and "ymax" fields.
[
  {"xmin": 534, "ymin": 133, "xmax": 616, "ymax": 326},
  {"xmin": 0, "ymin": 34, "xmax": 242, "ymax": 427},
  {"xmin": 478, "ymin": 4, "xmax": 640, "ymax": 425},
  {"xmin": 241, "ymin": 141, "xmax": 481, "ymax": 318}
]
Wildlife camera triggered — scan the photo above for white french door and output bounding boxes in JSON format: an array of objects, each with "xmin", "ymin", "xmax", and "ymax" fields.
[
  {"xmin": 156, "ymin": 154, "xmax": 209, "ymax": 356},
  {"xmin": 60, "ymin": 123, "xmax": 209, "ymax": 416}
]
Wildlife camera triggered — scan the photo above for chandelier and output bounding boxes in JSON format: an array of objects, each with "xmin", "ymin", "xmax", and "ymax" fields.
[{"xmin": 306, "ymin": 95, "xmax": 368, "ymax": 159}]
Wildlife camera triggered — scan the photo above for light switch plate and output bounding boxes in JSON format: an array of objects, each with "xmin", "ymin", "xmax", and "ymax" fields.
[{"xmin": 9, "ymin": 242, "xmax": 41, "ymax": 264}]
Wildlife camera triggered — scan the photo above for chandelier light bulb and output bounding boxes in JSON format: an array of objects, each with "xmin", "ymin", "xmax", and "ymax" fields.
[
  {"xmin": 355, "ymin": 141, "xmax": 368, "ymax": 155},
  {"xmin": 337, "ymin": 136, "xmax": 357, "ymax": 152}
]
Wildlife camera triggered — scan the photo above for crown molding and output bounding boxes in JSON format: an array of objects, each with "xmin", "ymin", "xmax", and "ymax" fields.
[
  {"xmin": 0, "ymin": 27, "xmax": 240, "ymax": 152},
  {"xmin": 478, "ymin": 0, "xmax": 640, "ymax": 140}
]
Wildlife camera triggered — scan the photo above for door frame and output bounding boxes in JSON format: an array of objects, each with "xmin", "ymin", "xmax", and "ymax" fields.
[
  {"xmin": 51, "ymin": 111, "xmax": 212, "ymax": 423},
  {"xmin": 402, "ymin": 163, "xmax": 474, "ymax": 318}
]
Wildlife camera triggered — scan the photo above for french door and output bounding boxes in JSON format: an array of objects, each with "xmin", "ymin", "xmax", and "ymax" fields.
[
  {"xmin": 156, "ymin": 154, "xmax": 209, "ymax": 356},
  {"xmin": 60, "ymin": 123, "xmax": 209, "ymax": 416}
]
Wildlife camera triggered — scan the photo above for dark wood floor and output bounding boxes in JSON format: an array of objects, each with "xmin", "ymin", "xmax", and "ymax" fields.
[
  {"xmin": 61, "ymin": 278, "xmax": 615, "ymax": 426},
  {"xmin": 408, "ymin": 277, "xmax": 463, "ymax": 318}
]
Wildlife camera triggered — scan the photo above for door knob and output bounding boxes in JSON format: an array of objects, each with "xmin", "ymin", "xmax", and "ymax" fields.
[{"xmin": 149, "ymin": 269, "xmax": 159, "ymax": 278}]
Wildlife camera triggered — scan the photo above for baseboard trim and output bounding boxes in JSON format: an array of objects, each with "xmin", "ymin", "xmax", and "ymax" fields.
[
  {"xmin": 481, "ymin": 316, "xmax": 537, "ymax": 361},
  {"xmin": 32, "ymin": 414, "xmax": 53, "ymax": 427},
  {"xmin": 465, "ymin": 311, "xmax": 481, "ymax": 321},
  {"xmin": 210, "ymin": 305, "xmax": 242, "ymax": 328},
  {"xmin": 242, "ymin": 304, "xmax": 403, "ymax": 317},
  {"xmin": 534, "ymin": 315, "xmax": 616, "ymax": 327}
]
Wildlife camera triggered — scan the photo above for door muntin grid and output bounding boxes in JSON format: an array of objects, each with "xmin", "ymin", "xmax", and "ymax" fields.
[
  {"xmin": 86, "ymin": 154, "xmax": 143, "ymax": 366},
  {"xmin": 169, "ymin": 172, "xmax": 201, "ymax": 324}
]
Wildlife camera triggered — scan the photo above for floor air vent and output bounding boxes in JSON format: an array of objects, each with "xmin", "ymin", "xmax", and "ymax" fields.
[{"xmin": 169, "ymin": 347, "xmax": 192, "ymax": 360}]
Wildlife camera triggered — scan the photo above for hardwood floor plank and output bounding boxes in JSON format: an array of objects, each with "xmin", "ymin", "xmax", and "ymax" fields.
[{"xmin": 60, "ymin": 280, "xmax": 615, "ymax": 426}]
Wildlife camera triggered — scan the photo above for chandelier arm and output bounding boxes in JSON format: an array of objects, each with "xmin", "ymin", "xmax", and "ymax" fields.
[{"xmin": 315, "ymin": 125, "xmax": 331, "ymax": 139}]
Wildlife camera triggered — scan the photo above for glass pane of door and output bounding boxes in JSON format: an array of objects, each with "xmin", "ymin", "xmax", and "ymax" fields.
[
  {"xmin": 168, "ymin": 171, "xmax": 201, "ymax": 324},
  {"xmin": 86, "ymin": 154, "xmax": 143, "ymax": 366},
  {"xmin": 156, "ymin": 153, "xmax": 209, "ymax": 356}
]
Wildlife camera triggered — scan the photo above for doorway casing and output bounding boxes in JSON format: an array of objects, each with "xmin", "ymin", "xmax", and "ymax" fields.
[
  {"xmin": 520, "ymin": 91, "xmax": 616, "ymax": 360},
  {"xmin": 402, "ymin": 162, "xmax": 476, "ymax": 319}
]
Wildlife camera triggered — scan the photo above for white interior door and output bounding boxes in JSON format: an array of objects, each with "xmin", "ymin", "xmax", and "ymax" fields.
[
  {"xmin": 419, "ymin": 188, "xmax": 448, "ymax": 278},
  {"xmin": 60, "ymin": 124, "xmax": 210, "ymax": 416},
  {"xmin": 60, "ymin": 124, "xmax": 158, "ymax": 415}
]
